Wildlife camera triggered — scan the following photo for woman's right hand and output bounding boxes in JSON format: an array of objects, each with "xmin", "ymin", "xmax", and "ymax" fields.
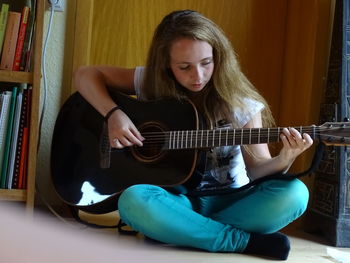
[{"xmin": 108, "ymin": 109, "xmax": 144, "ymax": 148}]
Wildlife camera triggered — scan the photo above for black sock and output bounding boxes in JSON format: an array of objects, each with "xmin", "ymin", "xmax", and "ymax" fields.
[{"xmin": 243, "ymin": 232, "xmax": 291, "ymax": 260}]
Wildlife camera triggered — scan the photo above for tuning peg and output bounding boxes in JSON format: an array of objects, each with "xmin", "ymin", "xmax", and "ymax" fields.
[{"xmin": 344, "ymin": 117, "xmax": 349, "ymax": 122}]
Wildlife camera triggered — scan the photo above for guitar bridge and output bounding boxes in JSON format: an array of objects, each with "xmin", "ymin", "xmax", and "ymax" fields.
[{"xmin": 100, "ymin": 122, "xmax": 111, "ymax": 169}]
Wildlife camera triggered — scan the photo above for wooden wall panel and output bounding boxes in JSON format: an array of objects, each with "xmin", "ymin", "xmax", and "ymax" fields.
[{"xmin": 279, "ymin": 0, "xmax": 335, "ymax": 175}]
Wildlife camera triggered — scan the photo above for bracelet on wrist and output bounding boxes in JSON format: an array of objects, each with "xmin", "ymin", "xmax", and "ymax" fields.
[{"xmin": 104, "ymin": 106, "xmax": 122, "ymax": 122}]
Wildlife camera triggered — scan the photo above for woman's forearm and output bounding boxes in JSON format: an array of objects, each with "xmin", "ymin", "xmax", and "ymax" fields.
[{"xmin": 74, "ymin": 66, "xmax": 117, "ymax": 117}]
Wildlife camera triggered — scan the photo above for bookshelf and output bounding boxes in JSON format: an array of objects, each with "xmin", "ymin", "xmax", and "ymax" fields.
[{"xmin": 0, "ymin": 0, "xmax": 43, "ymax": 214}]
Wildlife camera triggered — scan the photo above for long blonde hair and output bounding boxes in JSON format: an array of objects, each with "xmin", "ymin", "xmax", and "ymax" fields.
[{"xmin": 143, "ymin": 10, "xmax": 274, "ymax": 128}]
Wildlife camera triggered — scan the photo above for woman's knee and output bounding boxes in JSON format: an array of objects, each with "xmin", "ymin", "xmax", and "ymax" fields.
[
  {"xmin": 286, "ymin": 179, "xmax": 309, "ymax": 202},
  {"xmin": 269, "ymin": 179, "xmax": 309, "ymax": 214},
  {"xmin": 118, "ymin": 184, "xmax": 162, "ymax": 212},
  {"xmin": 259, "ymin": 179, "xmax": 308, "ymax": 212},
  {"xmin": 118, "ymin": 184, "xmax": 172, "ymax": 221}
]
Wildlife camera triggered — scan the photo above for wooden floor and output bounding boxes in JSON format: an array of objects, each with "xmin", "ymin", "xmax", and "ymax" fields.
[
  {"xmin": 3, "ymin": 204, "xmax": 349, "ymax": 262},
  {"xmin": 60, "ymin": 210, "xmax": 350, "ymax": 262}
]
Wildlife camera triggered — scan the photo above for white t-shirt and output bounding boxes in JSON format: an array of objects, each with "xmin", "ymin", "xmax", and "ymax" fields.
[{"xmin": 133, "ymin": 66, "xmax": 264, "ymax": 192}]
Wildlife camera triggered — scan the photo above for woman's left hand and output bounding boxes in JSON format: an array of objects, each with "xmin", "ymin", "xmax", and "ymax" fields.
[{"xmin": 278, "ymin": 127, "xmax": 313, "ymax": 166}]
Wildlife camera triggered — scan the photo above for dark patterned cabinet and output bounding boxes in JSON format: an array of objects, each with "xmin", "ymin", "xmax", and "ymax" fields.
[{"xmin": 307, "ymin": 0, "xmax": 350, "ymax": 247}]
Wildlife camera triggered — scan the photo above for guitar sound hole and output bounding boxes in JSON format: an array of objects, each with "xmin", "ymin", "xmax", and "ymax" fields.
[{"xmin": 132, "ymin": 122, "xmax": 167, "ymax": 163}]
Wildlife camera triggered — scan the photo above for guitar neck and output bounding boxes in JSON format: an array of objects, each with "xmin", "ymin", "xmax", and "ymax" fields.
[{"xmin": 166, "ymin": 126, "xmax": 318, "ymax": 149}]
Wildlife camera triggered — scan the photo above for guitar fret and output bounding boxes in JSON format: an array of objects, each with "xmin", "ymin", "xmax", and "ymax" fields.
[
  {"xmin": 190, "ymin": 131, "xmax": 193, "ymax": 148},
  {"xmin": 175, "ymin": 131, "xmax": 180, "ymax": 149},
  {"xmin": 226, "ymin": 129, "xmax": 228, "ymax": 146},
  {"xmin": 258, "ymin": 128, "xmax": 260, "ymax": 144},
  {"xmin": 169, "ymin": 131, "xmax": 172, "ymax": 149},
  {"xmin": 233, "ymin": 129, "xmax": 236, "ymax": 145},
  {"xmin": 201, "ymin": 130, "xmax": 203, "ymax": 147},
  {"xmin": 181, "ymin": 131, "xmax": 188, "ymax": 148},
  {"xmin": 176, "ymin": 131, "xmax": 179, "ymax": 148},
  {"xmin": 187, "ymin": 130, "xmax": 189, "ymax": 148},
  {"xmin": 195, "ymin": 130, "xmax": 198, "ymax": 148},
  {"xmin": 219, "ymin": 129, "xmax": 222, "ymax": 146},
  {"xmin": 212, "ymin": 130, "xmax": 215, "ymax": 147},
  {"xmin": 179, "ymin": 131, "xmax": 181, "ymax": 149},
  {"xmin": 206, "ymin": 130, "xmax": 209, "ymax": 147},
  {"xmin": 175, "ymin": 131, "xmax": 178, "ymax": 149},
  {"xmin": 180, "ymin": 131, "xmax": 182, "ymax": 148},
  {"xmin": 249, "ymin": 128, "xmax": 251, "ymax": 144},
  {"xmin": 171, "ymin": 131, "xmax": 174, "ymax": 149},
  {"xmin": 277, "ymin": 127, "xmax": 280, "ymax": 142},
  {"xmin": 190, "ymin": 130, "xmax": 193, "ymax": 148},
  {"xmin": 176, "ymin": 131, "xmax": 178, "ymax": 149},
  {"xmin": 241, "ymin": 128, "xmax": 243, "ymax": 145},
  {"xmin": 267, "ymin": 128, "xmax": 270, "ymax": 143}
]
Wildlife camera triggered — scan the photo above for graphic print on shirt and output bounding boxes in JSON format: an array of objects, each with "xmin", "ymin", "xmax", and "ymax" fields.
[{"xmin": 199, "ymin": 147, "xmax": 236, "ymax": 190}]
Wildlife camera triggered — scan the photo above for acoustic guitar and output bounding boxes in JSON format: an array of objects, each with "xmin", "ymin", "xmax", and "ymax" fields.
[{"xmin": 51, "ymin": 90, "xmax": 350, "ymax": 213}]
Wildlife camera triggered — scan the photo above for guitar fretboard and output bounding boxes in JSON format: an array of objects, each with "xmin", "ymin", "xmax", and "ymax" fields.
[{"xmin": 166, "ymin": 126, "xmax": 317, "ymax": 149}]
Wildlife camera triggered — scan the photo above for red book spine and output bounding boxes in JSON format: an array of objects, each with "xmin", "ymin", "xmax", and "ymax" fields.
[
  {"xmin": 19, "ymin": 87, "xmax": 32, "ymax": 189},
  {"xmin": 18, "ymin": 127, "xmax": 28, "ymax": 189},
  {"xmin": 12, "ymin": 7, "xmax": 30, "ymax": 71}
]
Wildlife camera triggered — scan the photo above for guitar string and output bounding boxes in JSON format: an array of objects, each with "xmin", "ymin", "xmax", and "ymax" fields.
[
  {"xmin": 110, "ymin": 127, "xmax": 348, "ymax": 148},
  {"xmin": 109, "ymin": 133, "xmax": 349, "ymax": 152},
  {"xmin": 140, "ymin": 130, "xmax": 347, "ymax": 139},
  {"xmin": 137, "ymin": 126, "xmax": 345, "ymax": 137},
  {"xmin": 137, "ymin": 133, "xmax": 349, "ymax": 148},
  {"xmin": 139, "ymin": 127, "xmax": 346, "ymax": 141}
]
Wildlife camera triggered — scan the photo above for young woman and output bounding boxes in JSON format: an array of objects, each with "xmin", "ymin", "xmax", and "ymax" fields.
[{"xmin": 74, "ymin": 10, "xmax": 313, "ymax": 260}]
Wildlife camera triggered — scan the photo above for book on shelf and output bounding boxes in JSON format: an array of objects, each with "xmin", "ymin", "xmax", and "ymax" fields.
[
  {"xmin": 12, "ymin": 85, "xmax": 29, "ymax": 189},
  {"xmin": 0, "ymin": 91, "xmax": 11, "ymax": 182},
  {"xmin": 6, "ymin": 85, "xmax": 24, "ymax": 188},
  {"xmin": 24, "ymin": 23, "xmax": 35, "ymax": 72},
  {"xmin": 18, "ymin": 86, "xmax": 31, "ymax": 189},
  {"xmin": 20, "ymin": 0, "xmax": 36, "ymax": 72},
  {"xmin": 0, "ymin": 84, "xmax": 32, "ymax": 189},
  {"xmin": 13, "ymin": 6, "xmax": 30, "ymax": 71},
  {"xmin": 0, "ymin": 3, "xmax": 9, "ymax": 54},
  {"xmin": 0, "ymin": 11, "xmax": 21, "ymax": 70},
  {"xmin": 0, "ymin": 86, "xmax": 17, "ymax": 188},
  {"xmin": 18, "ymin": 125, "xmax": 28, "ymax": 188}
]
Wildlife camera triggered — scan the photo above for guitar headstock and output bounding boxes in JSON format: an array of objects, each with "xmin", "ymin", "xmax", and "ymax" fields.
[{"xmin": 318, "ymin": 122, "xmax": 350, "ymax": 146}]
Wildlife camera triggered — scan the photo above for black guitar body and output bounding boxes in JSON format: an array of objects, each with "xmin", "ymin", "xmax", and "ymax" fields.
[
  {"xmin": 51, "ymin": 90, "xmax": 347, "ymax": 214},
  {"xmin": 51, "ymin": 90, "xmax": 202, "ymax": 214}
]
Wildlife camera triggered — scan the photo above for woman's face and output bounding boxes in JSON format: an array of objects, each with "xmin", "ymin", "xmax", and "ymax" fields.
[{"xmin": 169, "ymin": 38, "xmax": 214, "ymax": 93}]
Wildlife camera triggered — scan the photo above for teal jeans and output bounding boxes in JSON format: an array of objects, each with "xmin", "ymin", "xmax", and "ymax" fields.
[{"xmin": 118, "ymin": 179, "xmax": 309, "ymax": 252}]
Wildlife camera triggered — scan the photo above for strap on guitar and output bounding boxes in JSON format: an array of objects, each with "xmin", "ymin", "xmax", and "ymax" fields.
[
  {"xmin": 69, "ymin": 206, "xmax": 118, "ymax": 229},
  {"xmin": 282, "ymin": 141, "xmax": 325, "ymax": 179},
  {"xmin": 187, "ymin": 141, "xmax": 326, "ymax": 196},
  {"xmin": 99, "ymin": 122, "xmax": 111, "ymax": 169},
  {"xmin": 69, "ymin": 206, "xmax": 138, "ymax": 235}
]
